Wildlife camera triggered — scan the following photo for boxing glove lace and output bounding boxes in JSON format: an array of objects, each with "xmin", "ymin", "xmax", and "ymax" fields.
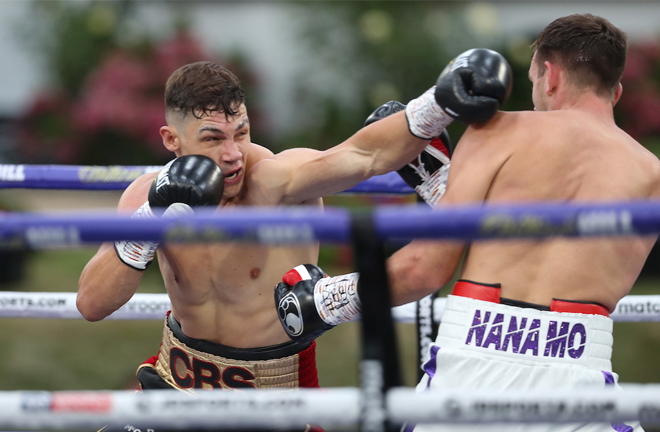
[{"xmin": 366, "ymin": 100, "xmax": 452, "ymax": 207}]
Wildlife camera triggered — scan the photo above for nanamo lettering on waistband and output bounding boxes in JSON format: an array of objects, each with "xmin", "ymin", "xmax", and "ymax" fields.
[{"xmin": 465, "ymin": 310, "xmax": 586, "ymax": 359}]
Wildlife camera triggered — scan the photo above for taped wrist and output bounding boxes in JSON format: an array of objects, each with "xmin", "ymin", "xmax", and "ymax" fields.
[
  {"xmin": 414, "ymin": 162, "xmax": 450, "ymax": 207},
  {"xmin": 405, "ymin": 86, "xmax": 454, "ymax": 140},
  {"xmin": 314, "ymin": 273, "xmax": 362, "ymax": 326},
  {"xmin": 114, "ymin": 202, "xmax": 159, "ymax": 271}
]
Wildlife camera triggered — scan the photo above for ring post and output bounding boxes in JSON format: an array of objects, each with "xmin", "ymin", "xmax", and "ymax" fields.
[{"xmin": 352, "ymin": 211, "xmax": 402, "ymax": 432}]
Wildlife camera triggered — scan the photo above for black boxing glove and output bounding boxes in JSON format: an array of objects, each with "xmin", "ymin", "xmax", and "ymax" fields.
[
  {"xmin": 366, "ymin": 101, "xmax": 452, "ymax": 206},
  {"xmin": 148, "ymin": 154, "xmax": 224, "ymax": 209},
  {"xmin": 114, "ymin": 155, "xmax": 223, "ymax": 271},
  {"xmin": 434, "ymin": 48, "xmax": 512, "ymax": 124},
  {"xmin": 275, "ymin": 264, "xmax": 361, "ymax": 342},
  {"xmin": 405, "ymin": 48, "xmax": 513, "ymax": 139}
]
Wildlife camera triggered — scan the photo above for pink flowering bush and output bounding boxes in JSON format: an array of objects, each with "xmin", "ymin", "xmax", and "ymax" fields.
[
  {"xmin": 617, "ymin": 40, "xmax": 660, "ymax": 145},
  {"xmin": 17, "ymin": 2, "xmax": 258, "ymax": 165}
]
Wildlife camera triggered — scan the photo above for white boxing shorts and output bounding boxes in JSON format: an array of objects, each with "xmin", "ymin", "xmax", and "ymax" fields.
[{"xmin": 409, "ymin": 280, "xmax": 643, "ymax": 432}]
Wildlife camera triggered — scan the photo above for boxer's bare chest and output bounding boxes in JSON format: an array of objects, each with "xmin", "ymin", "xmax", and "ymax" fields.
[
  {"xmin": 158, "ymin": 242, "xmax": 316, "ymax": 305},
  {"xmin": 157, "ymin": 171, "xmax": 319, "ymax": 314}
]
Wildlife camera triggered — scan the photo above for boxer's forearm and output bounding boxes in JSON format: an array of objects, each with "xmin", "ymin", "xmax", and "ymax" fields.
[
  {"xmin": 274, "ymin": 114, "xmax": 428, "ymax": 204},
  {"xmin": 77, "ymin": 242, "xmax": 143, "ymax": 321},
  {"xmin": 387, "ymin": 240, "xmax": 464, "ymax": 306},
  {"xmin": 348, "ymin": 111, "xmax": 429, "ymax": 176}
]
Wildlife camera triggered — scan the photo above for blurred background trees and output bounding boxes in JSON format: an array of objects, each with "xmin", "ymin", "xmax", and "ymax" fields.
[
  {"xmin": 13, "ymin": 1, "xmax": 660, "ymax": 164},
  {"xmin": 9, "ymin": 1, "xmax": 538, "ymax": 166},
  {"xmin": 14, "ymin": 1, "xmax": 260, "ymax": 165},
  {"xmin": 281, "ymin": 2, "xmax": 535, "ymax": 152},
  {"xmin": 1, "ymin": 3, "xmax": 660, "ymax": 419}
]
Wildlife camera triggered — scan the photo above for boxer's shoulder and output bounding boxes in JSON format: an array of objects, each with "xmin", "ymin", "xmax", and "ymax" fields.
[
  {"xmin": 246, "ymin": 142, "xmax": 275, "ymax": 169},
  {"xmin": 478, "ymin": 110, "xmax": 567, "ymax": 144},
  {"xmin": 118, "ymin": 172, "xmax": 157, "ymax": 212},
  {"xmin": 245, "ymin": 146, "xmax": 320, "ymax": 205}
]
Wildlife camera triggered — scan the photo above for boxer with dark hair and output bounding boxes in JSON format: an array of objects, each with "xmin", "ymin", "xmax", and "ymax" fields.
[
  {"xmin": 387, "ymin": 14, "xmax": 654, "ymax": 432},
  {"xmin": 79, "ymin": 52, "xmax": 509, "ymax": 431},
  {"xmin": 276, "ymin": 15, "xmax": 657, "ymax": 432}
]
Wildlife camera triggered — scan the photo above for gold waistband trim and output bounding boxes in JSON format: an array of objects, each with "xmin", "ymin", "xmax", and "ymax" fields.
[{"xmin": 156, "ymin": 318, "xmax": 301, "ymax": 390}]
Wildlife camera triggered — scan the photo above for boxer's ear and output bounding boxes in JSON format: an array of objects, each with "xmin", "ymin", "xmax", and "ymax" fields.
[
  {"xmin": 613, "ymin": 83, "xmax": 623, "ymax": 106},
  {"xmin": 544, "ymin": 60, "xmax": 561, "ymax": 96},
  {"xmin": 160, "ymin": 125, "xmax": 180, "ymax": 154}
]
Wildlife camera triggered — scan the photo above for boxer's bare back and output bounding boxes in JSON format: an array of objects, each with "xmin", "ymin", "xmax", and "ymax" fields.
[
  {"xmin": 457, "ymin": 108, "xmax": 660, "ymax": 311},
  {"xmin": 389, "ymin": 51, "xmax": 660, "ymax": 312}
]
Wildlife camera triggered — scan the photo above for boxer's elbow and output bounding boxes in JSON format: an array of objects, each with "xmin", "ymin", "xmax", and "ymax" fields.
[
  {"xmin": 76, "ymin": 278, "xmax": 108, "ymax": 322},
  {"xmin": 387, "ymin": 253, "xmax": 448, "ymax": 306},
  {"xmin": 76, "ymin": 286, "xmax": 108, "ymax": 322}
]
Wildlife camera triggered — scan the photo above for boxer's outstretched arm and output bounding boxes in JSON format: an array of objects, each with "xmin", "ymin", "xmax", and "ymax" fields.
[
  {"xmin": 77, "ymin": 175, "xmax": 154, "ymax": 321},
  {"xmin": 256, "ymin": 49, "xmax": 512, "ymax": 205},
  {"xmin": 252, "ymin": 111, "xmax": 429, "ymax": 204}
]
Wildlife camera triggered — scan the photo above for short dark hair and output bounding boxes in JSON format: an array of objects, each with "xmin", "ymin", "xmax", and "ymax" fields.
[
  {"xmin": 164, "ymin": 61, "xmax": 246, "ymax": 123},
  {"xmin": 531, "ymin": 14, "xmax": 627, "ymax": 97}
]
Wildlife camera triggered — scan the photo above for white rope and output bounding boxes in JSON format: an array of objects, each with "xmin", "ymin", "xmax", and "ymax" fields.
[
  {"xmin": 0, "ymin": 388, "xmax": 360, "ymax": 430},
  {"xmin": 0, "ymin": 292, "xmax": 170, "ymax": 320},
  {"xmin": 2, "ymin": 292, "xmax": 659, "ymax": 322},
  {"xmin": 1, "ymin": 385, "xmax": 660, "ymax": 429},
  {"xmin": 387, "ymin": 384, "xmax": 660, "ymax": 425}
]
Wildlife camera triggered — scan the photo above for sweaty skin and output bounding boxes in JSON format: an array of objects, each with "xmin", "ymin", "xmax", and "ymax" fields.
[
  {"xmin": 78, "ymin": 104, "xmax": 429, "ymax": 348},
  {"xmin": 388, "ymin": 53, "xmax": 660, "ymax": 312}
]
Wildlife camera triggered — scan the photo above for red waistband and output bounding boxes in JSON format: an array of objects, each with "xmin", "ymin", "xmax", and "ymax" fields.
[{"xmin": 452, "ymin": 280, "xmax": 610, "ymax": 317}]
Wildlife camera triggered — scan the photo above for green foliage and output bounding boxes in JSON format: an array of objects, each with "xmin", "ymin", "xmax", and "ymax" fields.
[
  {"xmin": 23, "ymin": 1, "xmax": 135, "ymax": 96},
  {"xmin": 279, "ymin": 2, "xmax": 451, "ymax": 152},
  {"xmin": 15, "ymin": 1, "xmax": 260, "ymax": 166},
  {"xmin": 277, "ymin": 2, "xmax": 535, "ymax": 153},
  {"xmin": 2, "ymin": 249, "xmax": 659, "ymax": 394}
]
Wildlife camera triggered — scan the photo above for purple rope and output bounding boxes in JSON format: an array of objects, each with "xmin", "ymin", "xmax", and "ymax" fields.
[
  {"xmin": 0, "ymin": 164, "xmax": 413, "ymax": 194},
  {"xmin": 0, "ymin": 200, "xmax": 659, "ymax": 248}
]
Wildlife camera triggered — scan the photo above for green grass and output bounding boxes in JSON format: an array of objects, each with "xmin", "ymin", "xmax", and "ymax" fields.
[
  {"xmin": 3, "ymin": 248, "xmax": 659, "ymax": 390},
  {"xmin": 0, "ymin": 247, "xmax": 422, "ymax": 390},
  {"xmin": 612, "ymin": 279, "xmax": 660, "ymax": 384},
  {"xmin": 0, "ymin": 248, "xmax": 166, "ymax": 391},
  {"xmin": 1, "ymin": 249, "xmax": 659, "ymax": 431}
]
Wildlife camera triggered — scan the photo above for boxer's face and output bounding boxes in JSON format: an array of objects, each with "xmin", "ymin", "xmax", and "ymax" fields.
[{"xmin": 172, "ymin": 104, "xmax": 251, "ymax": 200}]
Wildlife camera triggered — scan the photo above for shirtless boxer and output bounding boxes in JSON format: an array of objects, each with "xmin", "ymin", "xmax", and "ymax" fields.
[
  {"xmin": 386, "ymin": 15, "xmax": 660, "ymax": 432},
  {"xmin": 77, "ymin": 50, "xmax": 508, "ymax": 419},
  {"xmin": 277, "ymin": 14, "xmax": 659, "ymax": 432}
]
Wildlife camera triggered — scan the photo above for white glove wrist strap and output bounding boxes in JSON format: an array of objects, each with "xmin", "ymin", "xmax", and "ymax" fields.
[
  {"xmin": 405, "ymin": 86, "xmax": 454, "ymax": 140},
  {"xmin": 313, "ymin": 273, "xmax": 361, "ymax": 326},
  {"xmin": 415, "ymin": 162, "xmax": 450, "ymax": 207},
  {"xmin": 114, "ymin": 201, "xmax": 159, "ymax": 271}
]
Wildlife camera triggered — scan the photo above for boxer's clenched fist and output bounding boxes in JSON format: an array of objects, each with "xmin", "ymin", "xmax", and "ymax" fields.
[
  {"xmin": 114, "ymin": 155, "xmax": 224, "ymax": 271},
  {"xmin": 275, "ymin": 264, "xmax": 362, "ymax": 342},
  {"xmin": 434, "ymin": 48, "xmax": 513, "ymax": 124},
  {"xmin": 405, "ymin": 48, "xmax": 513, "ymax": 140},
  {"xmin": 149, "ymin": 154, "xmax": 224, "ymax": 209}
]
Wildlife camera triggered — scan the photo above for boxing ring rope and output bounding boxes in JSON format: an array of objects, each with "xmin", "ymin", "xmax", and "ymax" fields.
[
  {"xmin": 1, "ymin": 291, "xmax": 659, "ymax": 322},
  {"xmin": 3, "ymin": 169, "xmax": 660, "ymax": 430},
  {"xmin": 1, "ymin": 385, "xmax": 660, "ymax": 429},
  {"xmin": 0, "ymin": 164, "xmax": 414, "ymax": 194},
  {"xmin": 0, "ymin": 199, "xmax": 656, "ymax": 247}
]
